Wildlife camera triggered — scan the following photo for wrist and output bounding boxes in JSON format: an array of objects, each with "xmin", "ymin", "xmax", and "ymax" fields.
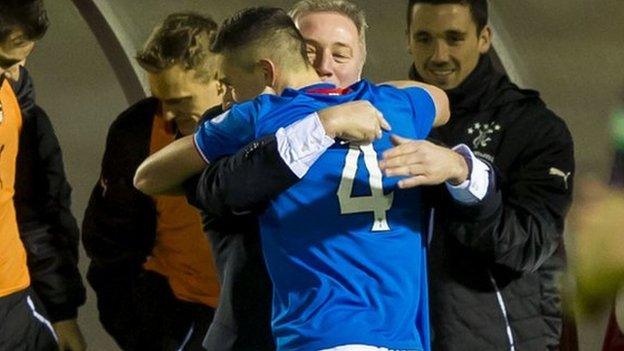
[
  {"xmin": 448, "ymin": 151, "xmax": 470, "ymax": 185},
  {"xmin": 318, "ymin": 111, "xmax": 337, "ymax": 139}
]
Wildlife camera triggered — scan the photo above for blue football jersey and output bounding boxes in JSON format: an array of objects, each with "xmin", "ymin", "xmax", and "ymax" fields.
[{"xmin": 194, "ymin": 80, "xmax": 436, "ymax": 351}]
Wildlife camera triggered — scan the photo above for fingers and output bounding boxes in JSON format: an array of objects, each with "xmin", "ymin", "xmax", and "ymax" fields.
[
  {"xmin": 376, "ymin": 112, "xmax": 392, "ymax": 132},
  {"xmin": 390, "ymin": 134, "xmax": 412, "ymax": 146},
  {"xmin": 383, "ymin": 164, "xmax": 426, "ymax": 178},
  {"xmin": 379, "ymin": 153, "xmax": 422, "ymax": 170},
  {"xmin": 383, "ymin": 138, "xmax": 421, "ymax": 159},
  {"xmin": 398, "ymin": 176, "xmax": 430, "ymax": 189}
]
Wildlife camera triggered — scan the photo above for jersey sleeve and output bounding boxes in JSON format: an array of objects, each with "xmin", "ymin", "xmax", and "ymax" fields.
[
  {"xmin": 402, "ymin": 87, "xmax": 437, "ymax": 139},
  {"xmin": 193, "ymin": 103, "xmax": 256, "ymax": 163}
]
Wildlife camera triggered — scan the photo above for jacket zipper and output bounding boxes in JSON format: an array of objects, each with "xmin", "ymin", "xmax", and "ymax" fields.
[{"xmin": 489, "ymin": 270, "xmax": 516, "ymax": 351}]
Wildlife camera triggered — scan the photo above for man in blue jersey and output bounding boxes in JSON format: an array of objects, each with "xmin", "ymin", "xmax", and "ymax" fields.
[{"xmin": 135, "ymin": 7, "xmax": 449, "ymax": 351}]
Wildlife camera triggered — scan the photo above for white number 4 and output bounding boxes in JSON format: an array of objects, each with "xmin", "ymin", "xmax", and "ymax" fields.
[{"xmin": 337, "ymin": 144, "xmax": 394, "ymax": 231}]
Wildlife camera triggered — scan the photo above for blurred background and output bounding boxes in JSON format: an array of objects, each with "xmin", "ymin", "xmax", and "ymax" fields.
[{"xmin": 25, "ymin": 0, "xmax": 624, "ymax": 349}]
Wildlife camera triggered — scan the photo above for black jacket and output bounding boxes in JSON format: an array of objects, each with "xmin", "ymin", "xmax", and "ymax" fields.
[
  {"xmin": 185, "ymin": 107, "xmax": 277, "ymax": 351},
  {"xmin": 81, "ymin": 98, "xmax": 162, "ymax": 345},
  {"xmin": 12, "ymin": 67, "xmax": 86, "ymax": 323},
  {"xmin": 82, "ymin": 98, "xmax": 158, "ymax": 272},
  {"xmin": 411, "ymin": 55, "xmax": 574, "ymax": 350}
]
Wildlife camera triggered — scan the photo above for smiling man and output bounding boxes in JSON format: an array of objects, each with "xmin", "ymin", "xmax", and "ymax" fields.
[
  {"xmin": 292, "ymin": 3, "xmax": 366, "ymax": 87},
  {"xmin": 407, "ymin": 0, "xmax": 490, "ymax": 90},
  {"xmin": 403, "ymin": 1, "xmax": 575, "ymax": 350}
]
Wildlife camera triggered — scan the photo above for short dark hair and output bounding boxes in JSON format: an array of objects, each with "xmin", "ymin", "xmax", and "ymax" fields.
[
  {"xmin": 0, "ymin": 0, "xmax": 49, "ymax": 42},
  {"xmin": 407, "ymin": 0, "xmax": 488, "ymax": 34},
  {"xmin": 212, "ymin": 7, "xmax": 309, "ymax": 71},
  {"xmin": 136, "ymin": 12, "xmax": 218, "ymax": 80}
]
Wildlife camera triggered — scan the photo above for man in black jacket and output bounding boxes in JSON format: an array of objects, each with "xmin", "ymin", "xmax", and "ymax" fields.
[
  {"xmin": 404, "ymin": 1, "xmax": 574, "ymax": 349},
  {"xmin": 82, "ymin": 13, "xmax": 222, "ymax": 351},
  {"xmin": 0, "ymin": 1, "xmax": 86, "ymax": 350},
  {"xmin": 13, "ymin": 66, "xmax": 86, "ymax": 351}
]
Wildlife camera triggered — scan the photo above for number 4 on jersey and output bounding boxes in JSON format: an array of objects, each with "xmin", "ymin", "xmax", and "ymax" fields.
[{"xmin": 337, "ymin": 144, "xmax": 394, "ymax": 232}]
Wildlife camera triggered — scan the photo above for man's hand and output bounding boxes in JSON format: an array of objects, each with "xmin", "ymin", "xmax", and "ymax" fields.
[
  {"xmin": 379, "ymin": 135, "xmax": 469, "ymax": 189},
  {"xmin": 318, "ymin": 101, "xmax": 391, "ymax": 144},
  {"xmin": 53, "ymin": 319, "xmax": 86, "ymax": 351}
]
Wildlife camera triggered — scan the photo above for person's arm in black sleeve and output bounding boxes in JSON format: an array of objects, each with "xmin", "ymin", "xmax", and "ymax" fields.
[
  {"xmin": 23, "ymin": 106, "xmax": 86, "ymax": 323},
  {"xmin": 15, "ymin": 104, "xmax": 88, "ymax": 350},
  {"xmin": 448, "ymin": 112, "xmax": 574, "ymax": 273},
  {"xmin": 183, "ymin": 105, "xmax": 298, "ymax": 216},
  {"xmin": 189, "ymin": 134, "xmax": 299, "ymax": 216}
]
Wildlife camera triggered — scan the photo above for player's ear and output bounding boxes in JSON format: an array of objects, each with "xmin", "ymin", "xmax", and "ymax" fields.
[
  {"xmin": 478, "ymin": 25, "xmax": 492, "ymax": 54},
  {"xmin": 258, "ymin": 59, "xmax": 277, "ymax": 88}
]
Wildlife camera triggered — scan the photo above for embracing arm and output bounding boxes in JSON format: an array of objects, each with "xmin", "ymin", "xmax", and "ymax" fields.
[
  {"xmin": 449, "ymin": 113, "xmax": 575, "ymax": 272},
  {"xmin": 380, "ymin": 80, "xmax": 450, "ymax": 127},
  {"xmin": 134, "ymin": 135, "xmax": 206, "ymax": 195},
  {"xmin": 187, "ymin": 101, "xmax": 391, "ymax": 215}
]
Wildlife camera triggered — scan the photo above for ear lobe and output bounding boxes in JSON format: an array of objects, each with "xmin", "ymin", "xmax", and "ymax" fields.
[
  {"xmin": 216, "ymin": 80, "xmax": 225, "ymax": 98},
  {"xmin": 259, "ymin": 59, "xmax": 277, "ymax": 87},
  {"xmin": 478, "ymin": 25, "xmax": 493, "ymax": 54}
]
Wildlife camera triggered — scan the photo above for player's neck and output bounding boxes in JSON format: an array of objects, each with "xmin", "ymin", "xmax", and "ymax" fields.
[{"xmin": 274, "ymin": 66, "xmax": 323, "ymax": 94}]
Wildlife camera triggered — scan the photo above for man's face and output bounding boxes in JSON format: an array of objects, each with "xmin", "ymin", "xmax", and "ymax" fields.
[
  {"xmin": 296, "ymin": 11, "xmax": 364, "ymax": 88},
  {"xmin": 0, "ymin": 27, "xmax": 35, "ymax": 73},
  {"xmin": 219, "ymin": 55, "xmax": 267, "ymax": 103},
  {"xmin": 148, "ymin": 64, "xmax": 222, "ymax": 135},
  {"xmin": 407, "ymin": 4, "xmax": 490, "ymax": 90}
]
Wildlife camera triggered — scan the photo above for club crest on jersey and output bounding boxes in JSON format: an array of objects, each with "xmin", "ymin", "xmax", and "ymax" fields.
[{"xmin": 467, "ymin": 122, "xmax": 501, "ymax": 149}]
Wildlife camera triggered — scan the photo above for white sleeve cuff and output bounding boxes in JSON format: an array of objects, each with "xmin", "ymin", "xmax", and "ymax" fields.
[
  {"xmin": 275, "ymin": 112, "xmax": 335, "ymax": 178},
  {"xmin": 445, "ymin": 144, "xmax": 490, "ymax": 204}
]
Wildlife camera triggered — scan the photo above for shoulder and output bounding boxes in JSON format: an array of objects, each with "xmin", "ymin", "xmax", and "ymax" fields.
[
  {"xmin": 509, "ymin": 97, "xmax": 572, "ymax": 143},
  {"xmin": 109, "ymin": 97, "xmax": 159, "ymax": 133},
  {"xmin": 374, "ymin": 80, "xmax": 440, "ymax": 106},
  {"xmin": 214, "ymin": 94, "xmax": 275, "ymax": 124}
]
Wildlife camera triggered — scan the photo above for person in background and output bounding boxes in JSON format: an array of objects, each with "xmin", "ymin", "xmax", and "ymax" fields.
[
  {"xmin": 1, "ymin": 1, "xmax": 87, "ymax": 350},
  {"xmin": 404, "ymin": 0, "xmax": 574, "ymax": 349},
  {"xmin": 572, "ymin": 95, "xmax": 624, "ymax": 349},
  {"xmin": 82, "ymin": 13, "xmax": 222, "ymax": 351}
]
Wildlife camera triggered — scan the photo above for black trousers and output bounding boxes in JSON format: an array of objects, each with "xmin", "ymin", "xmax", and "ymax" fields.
[
  {"xmin": 89, "ymin": 267, "xmax": 215, "ymax": 351},
  {"xmin": 0, "ymin": 287, "xmax": 57, "ymax": 351}
]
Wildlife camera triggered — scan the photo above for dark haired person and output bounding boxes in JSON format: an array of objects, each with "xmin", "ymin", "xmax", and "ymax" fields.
[
  {"xmin": 1, "ymin": 1, "xmax": 86, "ymax": 350},
  {"xmin": 185, "ymin": 2, "xmax": 393, "ymax": 350},
  {"xmin": 177, "ymin": 1, "xmax": 488, "ymax": 350},
  {"xmin": 401, "ymin": 0, "xmax": 574, "ymax": 349},
  {"xmin": 82, "ymin": 13, "xmax": 222, "ymax": 351},
  {"xmin": 136, "ymin": 6, "xmax": 452, "ymax": 351}
]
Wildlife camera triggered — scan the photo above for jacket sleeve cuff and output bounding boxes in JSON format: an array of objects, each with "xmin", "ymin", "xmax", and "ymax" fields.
[
  {"xmin": 275, "ymin": 112, "xmax": 335, "ymax": 178},
  {"xmin": 445, "ymin": 144, "xmax": 490, "ymax": 204}
]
